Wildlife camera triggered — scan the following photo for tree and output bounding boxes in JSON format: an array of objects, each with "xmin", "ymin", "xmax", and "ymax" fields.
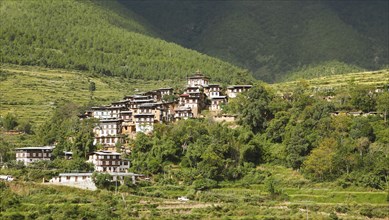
[
  {"xmin": 350, "ymin": 117, "xmax": 375, "ymax": 142},
  {"xmin": 303, "ymin": 138, "xmax": 337, "ymax": 181},
  {"xmin": 350, "ymin": 86, "xmax": 376, "ymax": 112},
  {"xmin": 376, "ymin": 92, "xmax": 389, "ymax": 124},
  {"xmin": 239, "ymin": 83, "xmax": 273, "ymax": 133},
  {"xmin": 92, "ymin": 172, "xmax": 112, "ymax": 189},
  {"xmin": 284, "ymin": 124, "xmax": 312, "ymax": 169},
  {"xmin": 89, "ymin": 81, "xmax": 96, "ymax": 100},
  {"xmin": 2, "ymin": 113, "xmax": 18, "ymax": 131}
]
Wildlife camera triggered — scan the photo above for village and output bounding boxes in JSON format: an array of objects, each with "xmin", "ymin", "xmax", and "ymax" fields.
[
  {"xmin": 10, "ymin": 70, "xmax": 253, "ymax": 189},
  {"xmin": 6, "ymin": 70, "xmax": 388, "ymax": 190}
]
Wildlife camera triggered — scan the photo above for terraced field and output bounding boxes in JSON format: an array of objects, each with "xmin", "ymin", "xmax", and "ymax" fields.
[
  {"xmin": 272, "ymin": 69, "xmax": 389, "ymax": 93},
  {"xmin": 0, "ymin": 65, "xmax": 175, "ymax": 124},
  {"xmin": 1, "ymin": 165, "xmax": 387, "ymax": 219}
]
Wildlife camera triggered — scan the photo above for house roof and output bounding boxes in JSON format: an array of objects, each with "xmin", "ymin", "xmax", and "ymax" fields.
[
  {"xmin": 91, "ymin": 106, "xmax": 109, "ymax": 110},
  {"xmin": 15, "ymin": 146, "xmax": 55, "ymax": 151},
  {"xmin": 227, "ymin": 85, "xmax": 252, "ymax": 89},
  {"xmin": 99, "ymin": 119, "xmax": 123, "ymax": 123},
  {"xmin": 211, "ymin": 96, "xmax": 226, "ymax": 99},
  {"xmin": 92, "ymin": 151, "xmax": 121, "ymax": 156},
  {"xmin": 120, "ymin": 111, "xmax": 133, "ymax": 114},
  {"xmin": 158, "ymin": 87, "xmax": 173, "ymax": 91},
  {"xmin": 134, "ymin": 113, "xmax": 155, "ymax": 117},
  {"xmin": 139, "ymin": 103, "xmax": 157, "ymax": 108},
  {"xmin": 187, "ymin": 70, "xmax": 210, "ymax": 79},
  {"xmin": 59, "ymin": 173, "xmax": 93, "ymax": 177}
]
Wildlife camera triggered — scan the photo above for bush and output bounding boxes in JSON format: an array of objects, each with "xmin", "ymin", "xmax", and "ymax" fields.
[
  {"xmin": 335, "ymin": 204, "xmax": 349, "ymax": 213},
  {"xmin": 192, "ymin": 178, "xmax": 218, "ymax": 190},
  {"xmin": 2, "ymin": 113, "xmax": 18, "ymax": 131}
]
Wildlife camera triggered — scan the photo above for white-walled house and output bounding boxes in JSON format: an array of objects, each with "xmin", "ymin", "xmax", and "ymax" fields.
[
  {"xmin": 187, "ymin": 71, "xmax": 210, "ymax": 87},
  {"xmin": 15, "ymin": 146, "xmax": 55, "ymax": 165},
  {"xmin": 226, "ymin": 85, "xmax": 252, "ymax": 98},
  {"xmin": 210, "ymin": 96, "xmax": 227, "ymax": 111},
  {"xmin": 93, "ymin": 119, "xmax": 123, "ymax": 147},
  {"xmin": 88, "ymin": 151, "xmax": 129, "ymax": 173}
]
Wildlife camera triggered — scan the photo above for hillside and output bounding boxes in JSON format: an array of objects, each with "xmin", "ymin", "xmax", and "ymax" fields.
[
  {"xmin": 0, "ymin": 0, "xmax": 253, "ymax": 84},
  {"xmin": 0, "ymin": 65, "xmax": 175, "ymax": 125},
  {"xmin": 272, "ymin": 68, "xmax": 389, "ymax": 94},
  {"xmin": 120, "ymin": 0, "xmax": 389, "ymax": 82}
]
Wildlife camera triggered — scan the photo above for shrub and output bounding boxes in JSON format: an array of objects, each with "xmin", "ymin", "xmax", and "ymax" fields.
[{"xmin": 192, "ymin": 178, "xmax": 218, "ymax": 190}]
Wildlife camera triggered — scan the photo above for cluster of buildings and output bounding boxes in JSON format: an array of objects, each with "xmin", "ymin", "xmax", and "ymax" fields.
[
  {"xmin": 12, "ymin": 71, "xmax": 252, "ymax": 189},
  {"xmin": 83, "ymin": 71, "xmax": 252, "ymax": 149}
]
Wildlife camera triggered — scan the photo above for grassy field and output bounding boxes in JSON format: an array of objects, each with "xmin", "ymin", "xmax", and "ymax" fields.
[
  {"xmin": 1, "ymin": 165, "xmax": 387, "ymax": 219},
  {"xmin": 272, "ymin": 69, "xmax": 389, "ymax": 93},
  {"xmin": 0, "ymin": 64, "xmax": 178, "ymax": 124}
]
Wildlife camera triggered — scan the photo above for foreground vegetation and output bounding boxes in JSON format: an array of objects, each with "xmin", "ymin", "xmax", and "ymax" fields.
[{"xmin": 1, "ymin": 165, "xmax": 388, "ymax": 219}]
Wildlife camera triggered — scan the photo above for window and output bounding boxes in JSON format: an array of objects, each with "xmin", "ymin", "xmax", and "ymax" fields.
[
  {"xmin": 32, "ymin": 153, "xmax": 36, "ymax": 157},
  {"xmin": 38, "ymin": 153, "xmax": 42, "ymax": 157}
]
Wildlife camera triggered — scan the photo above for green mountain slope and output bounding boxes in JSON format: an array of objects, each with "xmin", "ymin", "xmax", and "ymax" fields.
[
  {"xmin": 120, "ymin": 0, "xmax": 388, "ymax": 82},
  {"xmin": 0, "ymin": 0, "xmax": 253, "ymax": 84}
]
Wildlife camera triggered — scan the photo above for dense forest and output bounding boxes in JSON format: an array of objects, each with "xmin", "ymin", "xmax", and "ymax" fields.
[
  {"xmin": 119, "ymin": 0, "xmax": 389, "ymax": 82},
  {"xmin": 1, "ymin": 0, "xmax": 387, "ymax": 83},
  {"xmin": 0, "ymin": 0, "xmax": 253, "ymax": 84}
]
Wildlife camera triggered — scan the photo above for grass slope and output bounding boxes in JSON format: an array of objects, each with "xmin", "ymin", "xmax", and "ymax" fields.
[
  {"xmin": 0, "ymin": 0, "xmax": 253, "ymax": 84},
  {"xmin": 272, "ymin": 69, "xmax": 389, "ymax": 93},
  {"xmin": 0, "ymin": 65, "xmax": 175, "ymax": 125},
  {"xmin": 121, "ymin": 0, "xmax": 388, "ymax": 82}
]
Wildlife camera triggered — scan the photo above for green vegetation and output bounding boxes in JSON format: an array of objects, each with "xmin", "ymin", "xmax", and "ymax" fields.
[
  {"xmin": 1, "ymin": 71, "xmax": 388, "ymax": 218},
  {"xmin": 1, "ymin": 166, "xmax": 387, "ymax": 219},
  {"xmin": 121, "ymin": 1, "xmax": 388, "ymax": 82},
  {"xmin": 272, "ymin": 69, "xmax": 389, "ymax": 94},
  {"xmin": 282, "ymin": 61, "xmax": 365, "ymax": 81},
  {"xmin": 0, "ymin": 65, "xmax": 176, "ymax": 124},
  {"xmin": 0, "ymin": 0, "xmax": 253, "ymax": 84}
]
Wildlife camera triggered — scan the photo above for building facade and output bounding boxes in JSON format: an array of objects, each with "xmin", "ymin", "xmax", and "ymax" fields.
[{"xmin": 15, "ymin": 146, "xmax": 55, "ymax": 165}]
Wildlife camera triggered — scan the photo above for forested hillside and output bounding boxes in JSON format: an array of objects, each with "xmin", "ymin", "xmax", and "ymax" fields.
[
  {"xmin": 0, "ymin": 0, "xmax": 253, "ymax": 84},
  {"xmin": 120, "ymin": 0, "xmax": 388, "ymax": 82}
]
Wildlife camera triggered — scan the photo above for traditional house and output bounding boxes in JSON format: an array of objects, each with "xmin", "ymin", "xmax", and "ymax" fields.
[
  {"xmin": 15, "ymin": 146, "xmax": 55, "ymax": 165},
  {"xmin": 184, "ymin": 96, "xmax": 201, "ymax": 117},
  {"xmin": 187, "ymin": 70, "xmax": 210, "ymax": 87},
  {"xmin": 91, "ymin": 106, "xmax": 111, "ymax": 119},
  {"xmin": 111, "ymin": 100, "xmax": 128, "ymax": 108},
  {"xmin": 226, "ymin": 85, "xmax": 252, "ymax": 98},
  {"xmin": 64, "ymin": 151, "xmax": 73, "ymax": 160},
  {"xmin": 205, "ymin": 84, "xmax": 221, "ymax": 98},
  {"xmin": 120, "ymin": 111, "xmax": 136, "ymax": 135},
  {"xmin": 139, "ymin": 90, "xmax": 161, "ymax": 102},
  {"xmin": 174, "ymin": 106, "xmax": 193, "ymax": 120},
  {"xmin": 210, "ymin": 96, "xmax": 227, "ymax": 112},
  {"xmin": 128, "ymin": 98, "xmax": 155, "ymax": 110},
  {"xmin": 134, "ymin": 113, "xmax": 155, "ymax": 133},
  {"xmin": 93, "ymin": 119, "xmax": 123, "ymax": 147},
  {"xmin": 88, "ymin": 151, "xmax": 129, "ymax": 173},
  {"xmin": 158, "ymin": 88, "xmax": 174, "ymax": 98}
]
